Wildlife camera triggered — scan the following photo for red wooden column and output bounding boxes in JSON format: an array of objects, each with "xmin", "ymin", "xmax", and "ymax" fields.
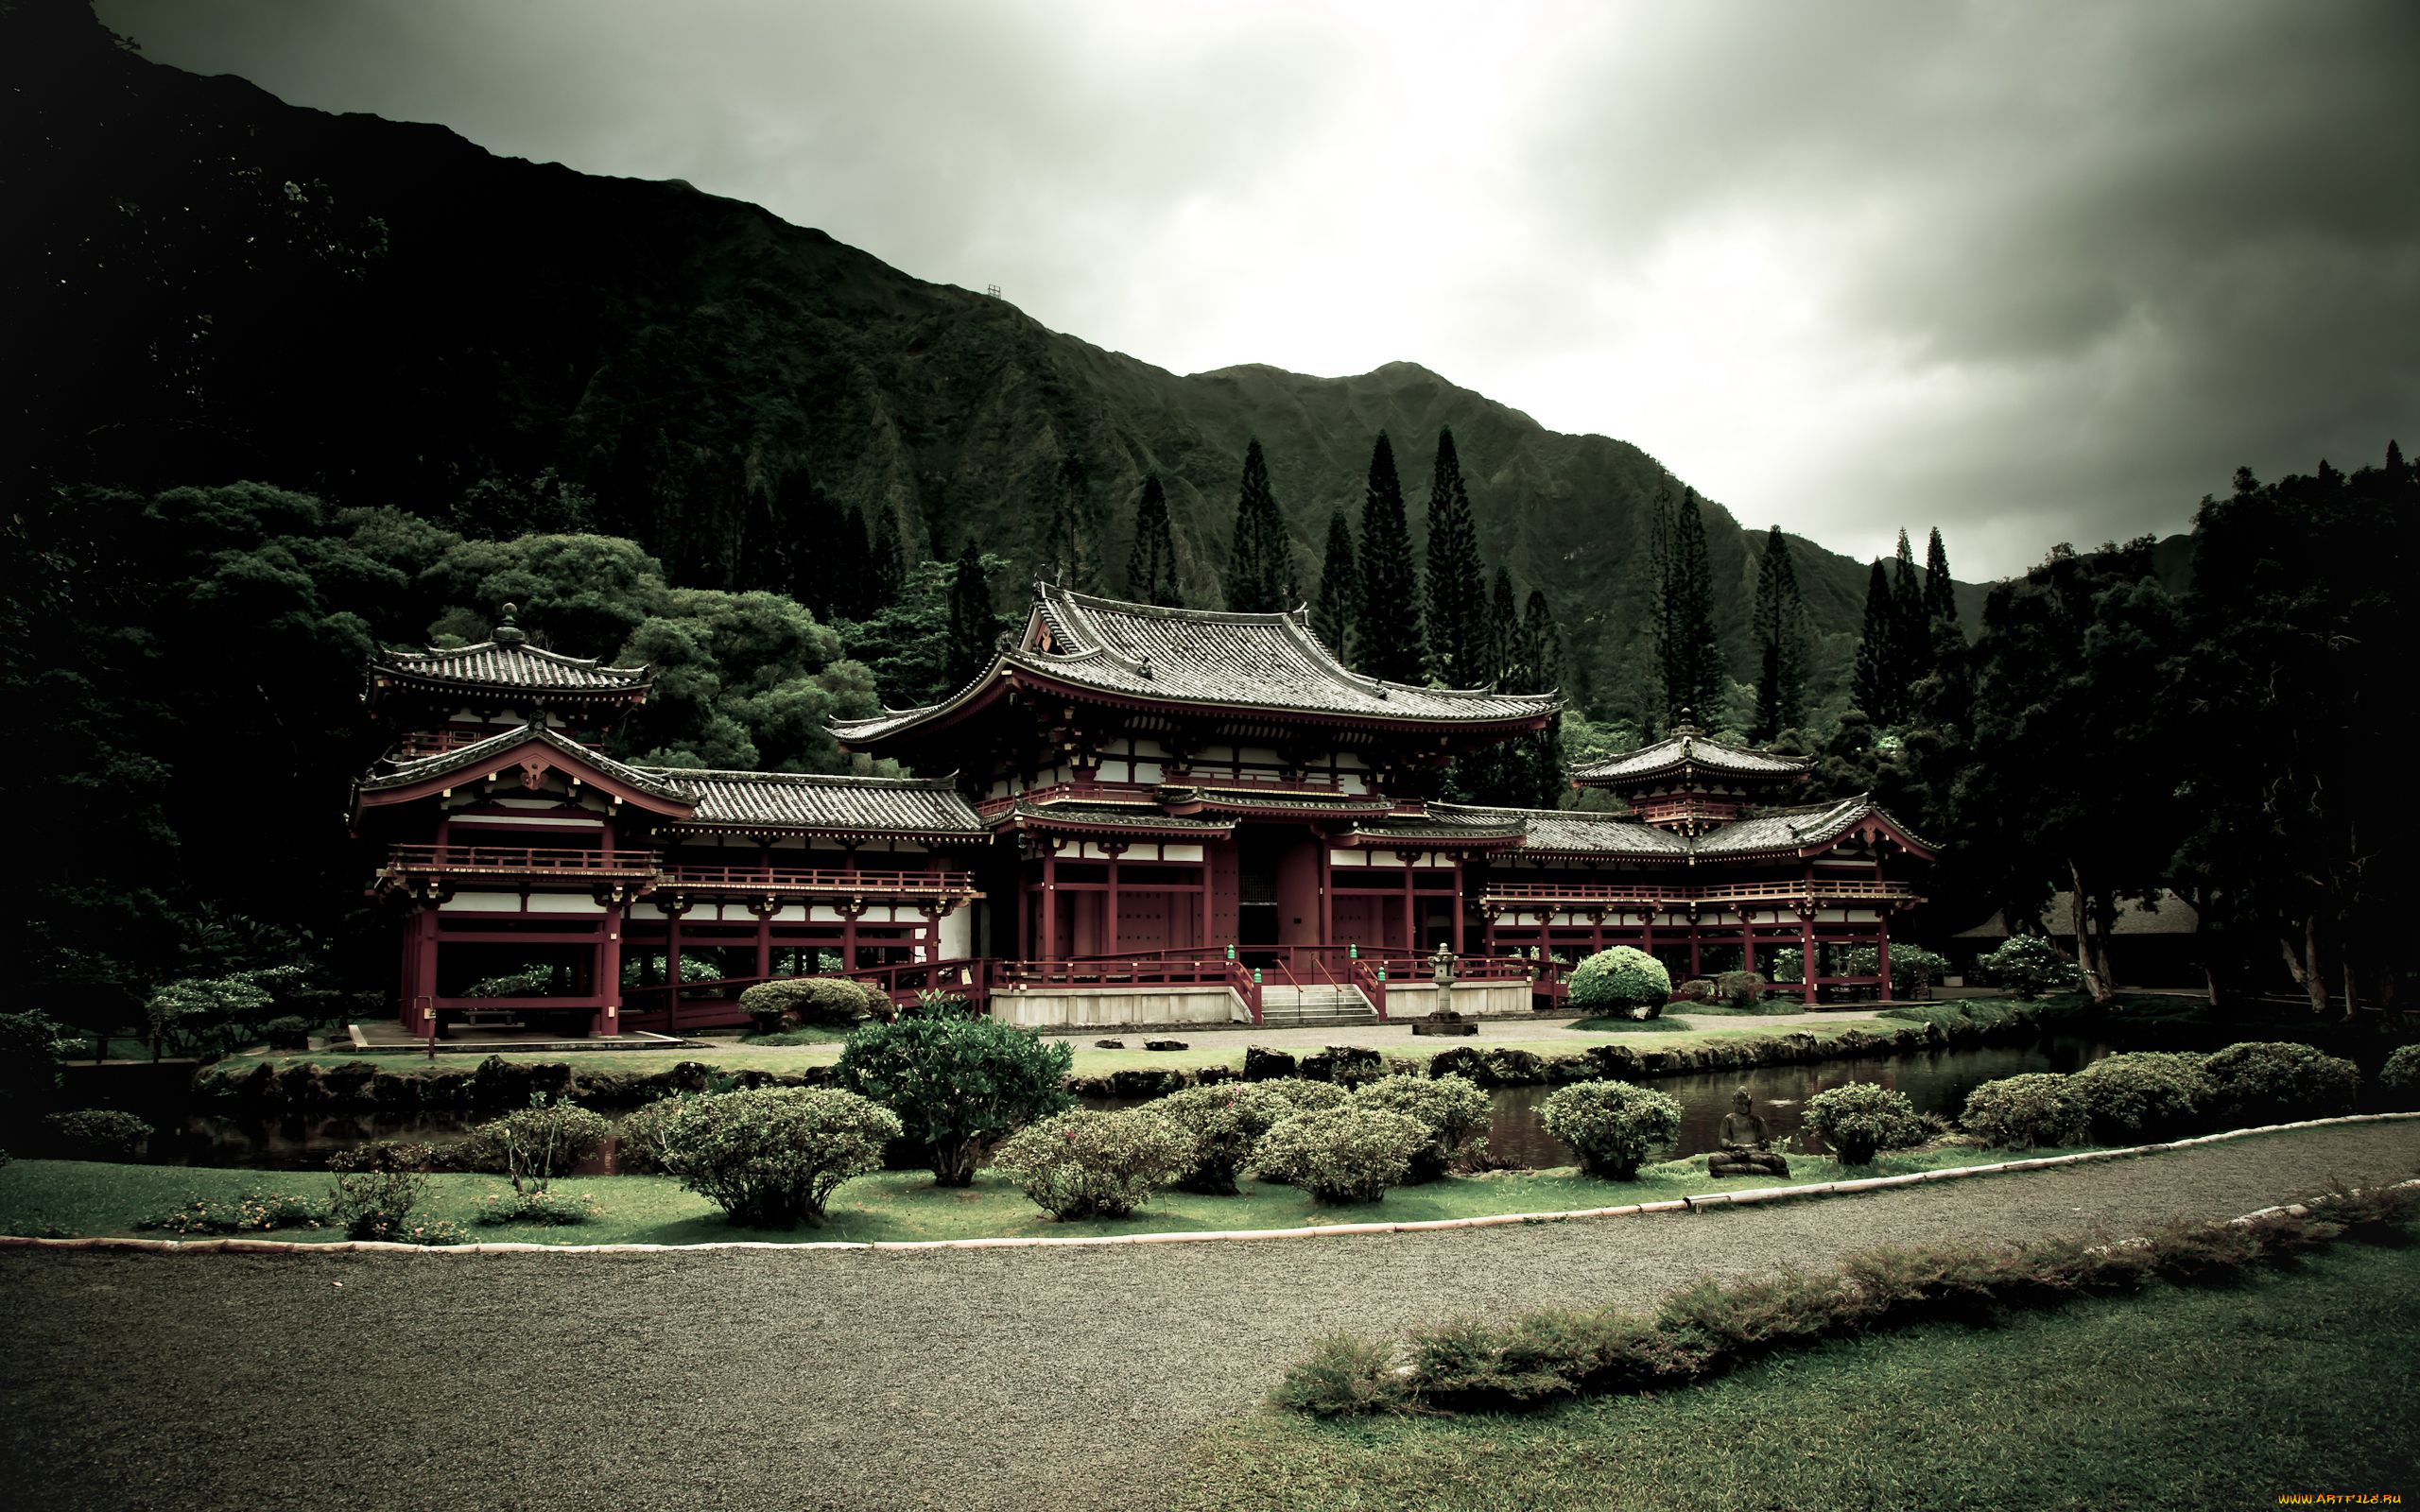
[
  {"xmin": 1199, "ymin": 849, "xmax": 1216, "ymax": 953},
  {"xmin": 1740, "ymin": 909, "xmax": 1756, "ymax": 974},
  {"xmin": 596, "ymin": 892, "xmax": 625, "ymax": 1038},
  {"xmin": 663, "ymin": 899, "xmax": 687, "ymax": 1036},
  {"xmin": 1102, "ymin": 843, "xmax": 1123, "ymax": 958},
  {"xmin": 1450, "ymin": 857, "xmax": 1466, "ymax": 954},
  {"xmin": 1318, "ymin": 846, "xmax": 1334, "ymax": 946},
  {"xmin": 1687, "ymin": 923, "xmax": 1701, "ymax": 980},
  {"xmin": 1400, "ymin": 855, "xmax": 1417, "ymax": 954},
  {"xmin": 1876, "ymin": 909, "xmax": 1893, "ymax": 1002},
  {"xmin": 1041, "ymin": 844, "xmax": 1060, "ymax": 962},
  {"xmin": 1799, "ymin": 908, "xmax": 1818, "ymax": 1005}
]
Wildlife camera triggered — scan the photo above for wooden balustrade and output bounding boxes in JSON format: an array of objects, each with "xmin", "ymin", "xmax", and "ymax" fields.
[
  {"xmin": 1480, "ymin": 879, "xmax": 1916, "ymax": 907},
  {"xmin": 378, "ymin": 847, "xmax": 977, "ymax": 898},
  {"xmin": 381, "ymin": 845, "xmax": 660, "ymax": 876}
]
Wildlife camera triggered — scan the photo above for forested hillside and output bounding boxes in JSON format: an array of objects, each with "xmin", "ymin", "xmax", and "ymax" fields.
[{"xmin": 8, "ymin": 5, "xmax": 1975, "ymax": 724}]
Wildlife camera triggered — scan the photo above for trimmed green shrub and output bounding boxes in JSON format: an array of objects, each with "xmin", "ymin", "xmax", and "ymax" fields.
[
  {"xmin": 1270, "ymin": 1332, "xmax": 1400, "ymax": 1417},
  {"xmin": 1564, "ymin": 946, "xmax": 1672, "ymax": 1019},
  {"xmin": 1961, "ymin": 1074, "xmax": 2090, "ymax": 1149},
  {"xmin": 662, "ymin": 1086, "xmax": 902, "ymax": 1228},
  {"xmin": 327, "ymin": 1141, "xmax": 436, "ymax": 1241},
  {"xmin": 1537, "ymin": 1080, "xmax": 1683, "ymax": 1179},
  {"xmin": 1150, "ymin": 1083, "xmax": 1304, "ymax": 1194},
  {"xmin": 1977, "ymin": 935, "xmax": 2084, "ymax": 998},
  {"xmin": 470, "ymin": 1095, "xmax": 611, "ymax": 1193},
  {"xmin": 41, "ymin": 1108, "xmax": 154, "ymax": 1160},
  {"xmin": 738, "ymin": 976, "xmax": 889, "ymax": 1032},
  {"xmin": 993, "ymin": 1108, "xmax": 1194, "ymax": 1220},
  {"xmin": 1354, "ymin": 1074, "xmax": 1492, "ymax": 1182},
  {"xmin": 137, "ymin": 1190, "xmax": 323, "ymax": 1235},
  {"xmin": 2200, "ymin": 1041, "xmax": 2360, "ymax": 1127},
  {"xmin": 2075, "ymin": 1052, "xmax": 2214, "ymax": 1143},
  {"xmin": 1802, "ymin": 1081, "xmax": 1927, "ymax": 1166},
  {"xmin": 2380, "ymin": 1044, "xmax": 2420, "ymax": 1108},
  {"xmin": 1251, "ymin": 1106, "xmax": 1430, "ymax": 1204},
  {"xmin": 260, "ymin": 1015, "xmax": 312, "ymax": 1051},
  {"xmin": 837, "ymin": 992, "xmax": 1073, "ymax": 1186},
  {"xmin": 1254, "ymin": 1077, "xmax": 1353, "ymax": 1115},
  {"xmin": 472, "ymin": 1188, "xmax": 600, "ymax": 1227},
  {"xmin": 1887, "ymin": 944, "xmax": 1952, "ymax": 996},
  {"xmin": 1710, "ymin": 971, "xmax": 1768, "ymax": 1010},
  {"xmin": 1670, "ymin": 978, "xmax": 1715, "ymax": 1005}
]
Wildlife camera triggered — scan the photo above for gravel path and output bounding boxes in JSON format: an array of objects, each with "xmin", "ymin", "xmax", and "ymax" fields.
[{"xmin": 3, "ymin": 1122, "xmax": 2413, "ymax": 1512}]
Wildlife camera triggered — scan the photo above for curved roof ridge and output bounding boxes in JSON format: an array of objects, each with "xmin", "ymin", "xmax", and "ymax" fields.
[
  {"xmin": 634, "ymin": 765, "xmax": 964, "ymax": 791},
  {"xmin": 359, "ymin": 722, "xmax": 690, "ymax": 802}
]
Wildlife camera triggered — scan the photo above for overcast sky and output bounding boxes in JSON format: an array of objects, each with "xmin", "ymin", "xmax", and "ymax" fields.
[{"xmin": 97, "ymin": 0, "xmax": 2418, "ymax": 576}]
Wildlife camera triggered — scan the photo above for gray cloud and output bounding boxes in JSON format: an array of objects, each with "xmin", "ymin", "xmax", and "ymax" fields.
[{"xmin": 96, "ymin": 0, "xmax": 2419, "ymax": 576}]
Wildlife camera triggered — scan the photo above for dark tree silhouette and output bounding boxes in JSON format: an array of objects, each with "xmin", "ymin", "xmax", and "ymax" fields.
[
  {"xmin": 1423, "ymin": 427, "xmax": 1485, "ymax": 685},
  {"xmin": 1126, "ymin": 473, "xmax": 1181, "ymax": 607},
  {"xmin": 1311, "ymin": 505, "xmax": 1360, "ymax": 662},
  {"xmin": 1355, "ymin": 432, "xmax": 1424, "ymax": 682},
  {"xmin": 1224, "ymin": 438, "xmax": 1295, "ymax": 612}
]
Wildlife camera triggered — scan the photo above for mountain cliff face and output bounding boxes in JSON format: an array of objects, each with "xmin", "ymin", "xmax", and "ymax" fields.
[{"xmin": 9, "ymin": 7, "xmax": 1976, "ymax": 718}]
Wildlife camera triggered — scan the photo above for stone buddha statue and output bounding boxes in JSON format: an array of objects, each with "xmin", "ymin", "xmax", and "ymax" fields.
[{"xmin": 1708, "ymin": 1088, "xmax": 1789, "ymax": 1177}]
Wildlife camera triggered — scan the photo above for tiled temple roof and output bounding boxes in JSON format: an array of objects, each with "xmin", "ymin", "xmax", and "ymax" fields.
[
  {"xmin": 648, "ymin": 769, "xmax": 985, "ymax": 835},
  {"xmin": 988, "ymin": 800, "xmax": 1238, "ymax": 835},
  {"xmin": 1570, "ymin": 725, "xmax": 1808, "ymax": 786},
  {"xmin": 1427, "ymin": 803, "xmax": 1690, "ymax": 856},
  {"xmin": 1692, "ymin": 794, "xmax": 1908, "ymax": 856},
  {"xmin": 358, "ymin": 724, "xmax": 689, "ymax": 801},
  {"xmin": 373, "ymin": 639, "xmax": 651, "ymax": 697},
  {"xmin": 833, "ymin": 584, "xmax": 1561, "ymax": 743},
  {"xmin": 1341, "ymin": 812, "xmax": 1530, "ymax": 847}
]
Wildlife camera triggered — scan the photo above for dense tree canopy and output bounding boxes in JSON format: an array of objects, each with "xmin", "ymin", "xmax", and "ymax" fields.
[{"xmin": 1355, "ymin": 432, "xmax": 1424, "ymax": 684}]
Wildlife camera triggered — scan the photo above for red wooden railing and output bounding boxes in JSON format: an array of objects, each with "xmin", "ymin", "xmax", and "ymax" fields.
[
  {"xmin": 839, "ymin": 954, "xmax": 1266, "ymax": 1023},
  {"xmin": 657, "ymin": 864, "xmax": 980, "ymax": 897},
  {"xmin": 1480, "ymin": 879, "xmax": 1917, "ymax": 907},
  {"xmin": 382, "ymin": 845, "xmax": 661, "ymax": 876}
]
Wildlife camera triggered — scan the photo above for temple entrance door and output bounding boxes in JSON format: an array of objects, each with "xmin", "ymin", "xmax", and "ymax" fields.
[{"xmin": 1237, "ymin": 828, "xmax": 1281, "ymax": 948}]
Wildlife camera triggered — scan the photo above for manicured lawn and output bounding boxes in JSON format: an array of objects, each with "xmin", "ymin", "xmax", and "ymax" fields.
[
  {"xmin": 0, "ymin": 1141, "xmax": 2097, "ymax": 1246},
  {"xmin": 1177, "ymin": 1243, "xmax": 2420, "ymax": 1512}
]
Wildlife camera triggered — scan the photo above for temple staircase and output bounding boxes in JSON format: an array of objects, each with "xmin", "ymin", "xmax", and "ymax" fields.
[{"xmin": 1255, "ymin": 984, "xmax": 1378, "ymax": 1028}]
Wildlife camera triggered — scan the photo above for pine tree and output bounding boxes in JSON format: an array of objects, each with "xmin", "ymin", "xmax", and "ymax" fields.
[
  {"xmin": 1038, "ymin": 455, "xmax": 1102, "ymax": 591},
  {"xmin": 1651, "ymin": 485, "xmax": 1720, "ymax": 728},
  {"xmin": 1851, "ymin": 558, "xmax": 1899, "ymax": 723},
  {"xmin": 1311, "ymin": 505, "xmax": 1360, "ymax": 662},
  {"xmin": 1750, "ymin": 524, "xmax": 1809, "ymax": 741},
  {"xmin": 1355, "ymin": 432, "xmax": 1424, "ymax": 682},
  {"xmin": 943, "ymin": 539, "xmax": 1000, "ymax": 691},
  {"xmin": 1923, "ymin": 526, "xmax": 1957, "ymax": 627},
  {"xmin": 1892, "ymin": 528, "xmax": 1930, "ymax": 686},
  {"xmin": 1225, "ymin": 438, "xmax": 1295, "ymax": 612},
  {"xmin": 1125, "ymin": 474, "xmax": 1182, "ymax": 607},
  {"xmin": 1484, "ymin": 568, "xmax": 1524, "ymax": 688},
  {"xmin": 1523, "ymin": 590, "xmax": 1565, "ymax": 805},
  {"xmin": 867, "ymin": 505, "xmax": 905, "ymax": 610},
  {"xmin": 1423, "ymin": 427, "xmax": 1486, "ymax": 685}
]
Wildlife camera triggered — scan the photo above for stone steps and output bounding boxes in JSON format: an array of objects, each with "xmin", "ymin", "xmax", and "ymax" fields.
[{"xmin": 1256, "ymin": 985, "xmax": 1378, "ymax": 1028}]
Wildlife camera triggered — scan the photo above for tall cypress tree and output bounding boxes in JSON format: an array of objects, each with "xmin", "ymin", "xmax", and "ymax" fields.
[
  {"xmin": 1126, "ymin": 474, "xmax": 1181, "ymax": 607},
  {"xmin": 1484, "ymin": 567, "xmax": 1524, "ymax": 688},
  {"xmin": 1851, "ymin": 558, "xmax": 1899, "ymax": 722},
  {"xmin": 1355, "ymin": 431, "xmax": 1424, "ymax": 682},
  {"xmin": 1225, "ymin": 438, "xmax": 1295, "ymax": 612},
  {"xmin": 1423, "ymin": 427, "xmax": 1485, "ymax": 685},
  {"xmin": 943, "ymin": 539, "xmax": 1000, "ymax": 691},
  {"xmin": 1524, "ymin": 590, "xmax": 1566, "ymax": 806},
  {"xmin": 1651, "ymin": 486, "xmax": 1720, "ymax": 728},
  {"xmin": 867, "ymin": 505, "xmax": 905, "ymax": 610},
  {"xmin": 1750, "ymin": 524, "xmax": 1809, "ymax": 741},
  {"xmin": 1923, "ymin": 526, "xmax": 1957, "ymax": 627},
  {"xmin": 1311, "ymin": 505, "xmax": 1360, "ymax": 662},
  {"xmin": 1892, "ymin": 528, "xmax": 1930, "ymax": 686}
]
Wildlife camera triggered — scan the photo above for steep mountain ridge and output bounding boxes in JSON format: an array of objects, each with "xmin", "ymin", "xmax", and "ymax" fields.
[{"xmin": 9, "ymin": 8, "xmax": 1979, "ymax": 718}]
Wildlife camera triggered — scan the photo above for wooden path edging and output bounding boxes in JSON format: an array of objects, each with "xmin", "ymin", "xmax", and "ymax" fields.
[{"xmin": 3, "ymin": 1111, "xmax": 2412, "ymax": 1260}]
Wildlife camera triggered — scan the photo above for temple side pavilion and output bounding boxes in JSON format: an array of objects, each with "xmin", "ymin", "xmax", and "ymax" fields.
[{"xmin": 351, "ymin": 588, "xmax": 1932, "ymax": 1037}]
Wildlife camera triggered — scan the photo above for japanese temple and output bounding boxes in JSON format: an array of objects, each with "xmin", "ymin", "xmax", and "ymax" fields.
[{"xmin": 351, "ymin": 586, "xmax": 1933, "ymax": 1038}]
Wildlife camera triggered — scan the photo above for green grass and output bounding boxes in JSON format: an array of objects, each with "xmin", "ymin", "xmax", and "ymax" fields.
[
  {"xmin": 0, "ymin": 1140, "xmax": 2084, "ymax": 1246},
  {"xmin": 1178, "ymin": 1243, "xmax": 2420, "ymax": 1511},
  {"xmin": 1565, "ymin": 1015, "xmax": 1698, "ymax": 1034},
  {"xmin": 734, "ymin": 1025, "xmax": 855, "ymax": 1047}
]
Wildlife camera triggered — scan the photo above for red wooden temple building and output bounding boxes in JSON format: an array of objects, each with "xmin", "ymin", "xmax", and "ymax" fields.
[{"xmin": 352, "ymin": 588, "xmax": 1932, "ymax": 1037}]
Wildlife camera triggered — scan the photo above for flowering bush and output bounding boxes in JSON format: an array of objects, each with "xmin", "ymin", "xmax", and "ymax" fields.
[
  {"xmin": 1961, "ymin": 1074, "xmax": 2090, "ymax": 1149},
  {"xmin": 1150, "ymin": 1083, "xmax": 1304, "ymax": 1194},
  {"xmin": 1802, "ymin": 1082, "xmax": 1927, "ymax": 1166},
  {"xmin": 1564, "ymin": 947, "xmax": 1671, "ymax": 1018},
  {"xmin": 837, "ymin": 993, "xmax": 1073, "ymax": 1186},
  {"xmin": 472, "ymin": 1188, "xmax": 601, "ymax": 1227},
  {"xmin": 1254, "ymin": 1077, "xmax": 1354, "ymax": 1115},
  {"xmin": 1537, "ymin": 1081, "xmax": 1683, "ymax": 1179},
  {"xmin": 469, "ymin": 1095, "xmax": 611, "ymax": 1193},
  {"xmin": 2074, "ymin": 1052, "xmax": 2213, "ymax": 1143},
  {"xmin": 41, "ymin": 1108, "xmax": 154, "ymax": 1160},
  {"xmin": 138, "ymin": 1190, "xmax": 324, "ymax": 1235},
  {"xmin": 992, "ymin": 1108, "xmax": 1194, "ymax": 1219},
  {"xmin": 1886, "ymin": 945, "xmax": 1952, "ymax": 996},
  {"xmin": 1354, "ymin": 1074, "xmax": 1492, "ymax": 1182},
  {"xmin": 1251, "ymin": 1107, "xmax": 1431, "ymax": 1205},
  {"xmin": 2199, "ymin": 1041, "xmax": 2360, "ymax": 1127},
  {"xmin": 612, "ymin": 1095, "xmax": 696, "ymax": 1175},
  {"xmin": 1977, "ymin": 936, "xmax": 2083, "ymax": 999},
  {"xmin": 661, "ymin": 1086, "xmax": 902, "ymax": 1228},
  {"xmin": 327, "ymin": 1141, "xmax": 436, "ymax": 1241}
]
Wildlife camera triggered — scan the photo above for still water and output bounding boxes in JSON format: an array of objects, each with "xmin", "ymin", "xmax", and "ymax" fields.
[{"xmin": 141, "ymin": 1035, "xmax": 2112, "ymax": 1172}]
